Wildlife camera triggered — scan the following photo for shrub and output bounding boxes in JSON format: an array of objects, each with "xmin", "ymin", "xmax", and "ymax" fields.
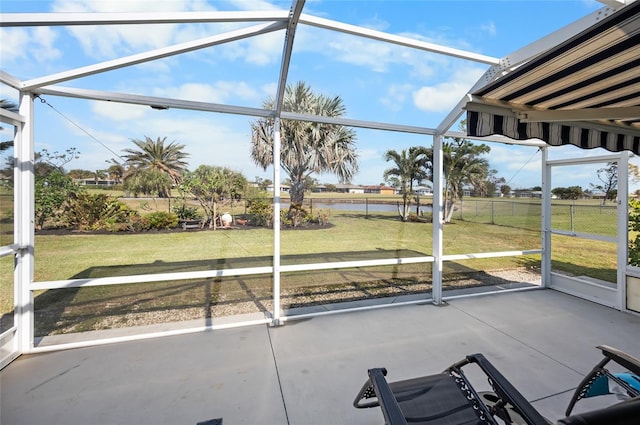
[
  {"xmin": 64, "ymin": 193, "xmax": 137, "ymax": 231},
  {"xmin": 145, "ymin": 211, "xmax": 179, "ymax": 229},
  {"xmin": 173, "ymin": 203, "xmax": 201, "ymax": 220},
  {"xmin": 247, "ymin": 198, "xmax": 273, "ymax": 226},
  {"xmin": 316, "ymin": 209, "xmax": 331, "ymax": 226}
]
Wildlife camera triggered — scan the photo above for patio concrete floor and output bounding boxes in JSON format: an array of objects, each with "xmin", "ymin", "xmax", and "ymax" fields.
[{"xmin": 2, "ymin": 288, "xmax": 640, "ymax": 425}]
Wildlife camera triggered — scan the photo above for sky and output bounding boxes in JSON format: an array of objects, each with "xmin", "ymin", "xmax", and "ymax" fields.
[{"xmin": 1, "ymin": 0, "xmax": 637, "ymax": 191}]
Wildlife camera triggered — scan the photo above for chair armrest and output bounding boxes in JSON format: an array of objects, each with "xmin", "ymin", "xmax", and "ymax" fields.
[
  {"xmin": 597, "ymin": 345, "xmax": 640, "ymax": 376},
  {"xmin": 465, "ymin": 353, "xmax": 551, "ymax": 425},
  {"xmin": 362, "ymin": 368, "xmax": 408, "ymax": 425}
]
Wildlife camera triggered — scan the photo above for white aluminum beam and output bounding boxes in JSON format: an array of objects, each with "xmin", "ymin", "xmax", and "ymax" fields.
[
  {"xmin": 21, "ymin": 21, "xmax": 286, "ymax": 90},
  {"xmin": 545, "ymin": 153, "xmax": 627, "ymax": 166},
  {"xmin": 0, "ymin": 107, "xmax": 25, "ymax": 126},
  {"xmin": 0, "ymin": 11, "xmax": 290, "ymax": 27},
  {"xmin": 15, "ymin": 93, "xmax": 35, "ymax": 353},
  {"xmin": 617, "ymin": 153, "xmax": 629, "ymax": 311},
  {"xmin": 280, "ymin": 111, "xmax": 437, "ymax": 135},
  {"xmin": 271, "ymin": 0, "xmax": 305, "ymax": 325},
  {"xmin": 299, "ymin": 14, "xmax": 500, "ymax": 65},
  {"xmin": 36, "ymin": 86, "xmax": 550, "ymax": 147},
  {"xmin": 274, "ymin": 0, "xmax": 305, "ymax": 117},
  {"xmin": 31, "ymin": 266, "xmax": 274, "ymax": 291},
  {"xmin": 518, "ymin": 107, "xmax": 640, "ymax": 122},
  {"xmin": 35, "ymin": 85, "xmax": 273, "ymax": 118},
  {"xmin": 541, "ymin": 147, "xmax": 551, "ymax": 288},
  {"xmin": 432, "ymin": 133, "xmax": 444, "ymax": 305},
  {"xmin": 34, "ymin": 85, "xmax": 439, "ymax": 135},
  {"xmin": 0, "ymin": 70, "xmax": 22, "ymax": 90}
]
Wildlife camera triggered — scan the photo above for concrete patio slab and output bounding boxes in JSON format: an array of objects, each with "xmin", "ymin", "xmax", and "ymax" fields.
[{"xmin": 2, "ymin": 289, "xmax": 639, "ymax": 425}]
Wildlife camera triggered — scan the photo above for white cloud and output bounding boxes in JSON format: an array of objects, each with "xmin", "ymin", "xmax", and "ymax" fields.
[
  {"xmin": 0, "ymin": 27, "xmax": 61, "ymax": 64},
  {"xmin": 357, "ymin": 147, "xmax": 382, "ymax": 163},
  {"xmin": 50, "ymin": 0, "xmax": 217, "ymax": 59},
  {"xmin": 153, "ymin": 81, "xmax": 261, "ymax": 104},
  {"xmin": 379, "ymin": 83, "xmax": 413, "ymax": 112},
  {"xmin": 225, "ymin": 0, "xmax": 282, "ymax": 11},
  {"xmin": 327, "ymin": 37, "xmax": 394, "ymax": 73},
  {"xmin": 242, "ymin": 31, "xmax": 284, "ymax": 65},
  {"xmin": 413, "ymin": 66, "xmax": 486, "ymax": 112},
  {"xmin": 91, "ymin": 101, "xmax": 149, "ymax": 122},
  {"xmin": 481, "ymin": 22, "xmax": 497, "ymax": 37},
  {"xmin": 0, "ymin": 28, "xmax": 30, "ymax": 62}
]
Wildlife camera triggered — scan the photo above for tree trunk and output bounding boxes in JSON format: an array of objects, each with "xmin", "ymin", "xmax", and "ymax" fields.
[
  {"xmin": 289, "ymin": 179, "xmax": 305, "ymax": 206},
  {"xmin": 213, "ymin": 201, "xmax": 217, "ymax": 230},
  {"xmin": 288, "ymin": 179, "xmax": 306, "ymax": 227},
  {"xmin": 401, "ymin": 191, "xmax": 409, "ymax": 221}
]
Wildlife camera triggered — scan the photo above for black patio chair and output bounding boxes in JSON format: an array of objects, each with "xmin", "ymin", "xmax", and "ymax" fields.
[{"xmin": 353, "ymin": 345, "xmax": 640, "ymax": 425}]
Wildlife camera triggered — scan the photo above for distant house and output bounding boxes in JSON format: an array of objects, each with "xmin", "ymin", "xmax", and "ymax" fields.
[
  {"xmin": 414, "ymin": 186, "xmax": 433, "ymax": 196},
  {"xmin": 335, "ymin": 184, "xmax": 364, "ymax": 194},
  {"xmin": 363, "ymin": 185, "xmax": 396, "ymax": 195},
  {"xmin": 266, "ymin": 184, "xmax": 290, "ymax": 192},
  {"xmin": 516, "ymin": 190, "xmax": 542, "ymax": 198},
  {"xmin": 75, "ymin": 178, "xmax": 117, "ymax": 186}
]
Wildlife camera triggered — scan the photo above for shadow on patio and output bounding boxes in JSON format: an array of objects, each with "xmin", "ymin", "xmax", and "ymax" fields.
[{"xmin": 2, "ymin": 288, "xmax": 639, "ymax": 424}]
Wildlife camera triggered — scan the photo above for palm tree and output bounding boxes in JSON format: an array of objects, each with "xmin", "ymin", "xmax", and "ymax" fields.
[
  {"xmin": 433, "ymin": 138, "xmax": 490, "ymax": 222},
  {"xmin": 383, "ymin": 147, "xmax": 429, "ymax": 221},
  {"xmin": 251, "ymin": 81, "xmax": 358, "ymax": 223},
  {"xmin": 121, "ymin": 136, "xmax": 189, "ymax": 198}
]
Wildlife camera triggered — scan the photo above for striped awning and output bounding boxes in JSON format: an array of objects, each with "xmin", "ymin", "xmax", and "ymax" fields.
[{"xmin": 466, "ymin": 1, "xmax": 640, "ymax": 154}]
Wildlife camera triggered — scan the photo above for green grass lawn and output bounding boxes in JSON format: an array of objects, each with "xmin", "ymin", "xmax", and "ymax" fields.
[{"xmin": 0, "ymin": 196, "xmax": 624, "ymax": 336}]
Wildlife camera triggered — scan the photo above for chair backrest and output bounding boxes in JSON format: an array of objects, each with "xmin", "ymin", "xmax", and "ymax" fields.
[{"xmin": 557, "ymin": 397, "xmax": 640, "ymax": 425}]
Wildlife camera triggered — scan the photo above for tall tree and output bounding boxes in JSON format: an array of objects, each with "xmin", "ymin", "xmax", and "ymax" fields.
[
  {"xmin": 441, "ymin": 138, "xmax": 490, "ymax": 221},
  {"xmin": 424, "ymin": 130, "xmax": 490, "ymax": 222},
  {"xmin": 180, "ymin": 165, "xmax": 247, "ymax": 229},
  {"xmin": 383, "ymin": 147, "xmax": 429, "ymax": 221},
  {"xmin": 107, "ymin": 163, "xmax": 125, "ymax": 184},
  {"xmin": 121, "ymin": 136, "xmax": 189, "ymax": 198},
  {"xmin": 250, "ymin": 81, "xmax": 358, "ymax": 224},
  {"xmin": 590, "ymin": 162, "xmax": 617, "ymax": 204},
  {"xmin": 124, "ymin": 168, "xmax": 173, "ymax": 209}
]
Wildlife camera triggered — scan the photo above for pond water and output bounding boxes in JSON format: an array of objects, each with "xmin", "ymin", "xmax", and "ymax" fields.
[{"xmin": 281, "ymin": 201, "xmax": 433, "ymax": 214}]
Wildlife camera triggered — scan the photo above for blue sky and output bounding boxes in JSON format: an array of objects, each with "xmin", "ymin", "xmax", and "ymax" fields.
[{"xmin": 1, "ymin": 0, "xmax": 635, "ymax": 191}]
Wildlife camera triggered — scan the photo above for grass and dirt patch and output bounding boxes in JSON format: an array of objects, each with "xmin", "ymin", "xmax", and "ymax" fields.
[{"xmin": 1, "ymin": 195, "xmax": 621, "ymax": 336}]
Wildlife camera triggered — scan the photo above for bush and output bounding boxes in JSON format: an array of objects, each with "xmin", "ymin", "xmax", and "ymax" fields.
[
  {"xmin": 247, "ymin": 198, "xmax": 274, "ymax": 226},
  {"xmin": 173, "ymin": 203, "xmax": 201, "ymax": 220},
  {"xmin": 64, "ymin": 193, "xmax": 137, "ymax": 231},
  {"xmin": 145, "ymin": 211, "xmax": 179, "ymax": 229}
]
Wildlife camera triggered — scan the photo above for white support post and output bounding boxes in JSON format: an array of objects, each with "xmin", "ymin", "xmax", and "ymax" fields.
[
  {"xmin": 541, "ymin": 147, "xmax": 551, "ymax": 288},
  {"xmin": 272, "ymin": 118, "xmax": 282, "ymax": 325},
  {"xmin": 432, "ymin": 134, "xmax": 444, "ymax": 304},
  {"xmin": 15, "ymin": 92, "xmax": 35, "ymax": 353},
  {"xmin": 617, "ymin": 153, "xmax": 629, "ymax": 311}
]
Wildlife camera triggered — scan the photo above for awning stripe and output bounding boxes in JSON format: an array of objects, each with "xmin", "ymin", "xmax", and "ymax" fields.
[
  {"xmin": 529, "ymin": 59, "xmax": 640, "ymax": 107},
  {"xmin": 474, "ymin": 1, "xmax": 640, "ymax": 98},
  {"xmin": 499, "ymin": 32, "xmax": 640, "ymax": 104},
  {"xmin": 467, "ymin": 110, "xmax": 640, "ymax": 154}
]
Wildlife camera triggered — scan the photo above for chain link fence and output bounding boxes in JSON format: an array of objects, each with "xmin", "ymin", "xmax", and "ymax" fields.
[{"xmin": 451, "ymin": 199, "xmax": 617, "ymax": 236}]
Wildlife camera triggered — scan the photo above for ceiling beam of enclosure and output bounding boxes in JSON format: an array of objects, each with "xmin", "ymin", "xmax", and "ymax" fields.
[{"xmin": 19, "ymin": 22, "xmax": 287, "ymax": 91}]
